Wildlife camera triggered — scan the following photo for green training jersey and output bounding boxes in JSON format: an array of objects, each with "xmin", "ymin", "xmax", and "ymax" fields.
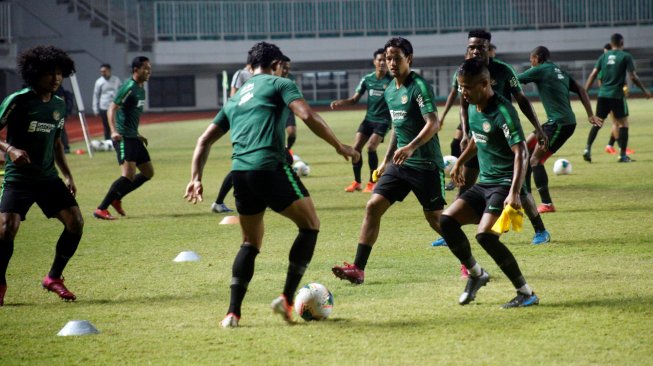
[
  {"xmin": 468, "ymin": 94, "xmax": 525, "ymax": 186},
  {"xmin": 518, "ymin": 61, "xmax": 576, "ymax": 126},
  {"xmin": 355, "ymin": 72, "xmax": 393, "ymax": 124},
  {"xmin": 452, "ymin": 58, "xmax": 522, "ymax": 101},
  {"xmin": 0, "ymin": 88, "xmax": 65, "ymax": 182},
  {"xmin": 595, "ymin": 50, "xmax": 634, "ymax": 98},
  {"xmin": 213, "ymin": 73, "xmax": 303, "ymax": 171},
  {"xmin": 114, "ymin": 78, "xmax": 146, "ymax": 137},
  {"xmin": 384, "ymin": 71, "xmax": 444, "ymax": 171}
]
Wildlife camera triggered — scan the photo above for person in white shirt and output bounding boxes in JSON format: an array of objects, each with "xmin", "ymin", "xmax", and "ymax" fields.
[{"xmin": 92, "ymin": 64, "xmax": 121, "ymax": 140}]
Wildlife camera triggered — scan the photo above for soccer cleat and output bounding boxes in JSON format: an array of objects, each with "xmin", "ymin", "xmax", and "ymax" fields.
[
  {"xmin": 604, "ymin": 145, "xmax": 617, "ymax": 155},
  {"xmin": 362, "ymin": 181, "xmax": 375, "ymax": 193},
  {"xmin": 582, "ymin": 149, "xmax": 592, "ymax": 163},
  {"xmin": 220, "ymin": 313, "xmax": 240, "ymax": 328},
  {"xmin": 111, "ymin": 200, "xmax": 126, "ymax": 216},
  {"xmin": 93, "ymin": 209, "xmax": 116, "ymax": 220},
  {"xmin": 537, "ymin": 203, "xmax": 556, "ymax": 213},
  {"xmin": 532, "ymin": 230, "xmax": 551, "ymax": 245},
  {"xmin": 211, "ymin": 202, "xmax": 234, "ymax": 213},
  {"xmin": 502, "ymin": 291, "xmax": 540, "ymax": 309},
  {"xmin": 42, "ymin": 276, "xmax": 76, "ymax": 301},
  {"xmin": 626, "ymin": 148, "xmax": 634, "ymax": 155},
  {"xmin": 430, "ymin": 237, "xmax": 448, "ymax": 247},
  {"xmin": 459, "ymin": 269, "xmax": 490, "ymax": 305},
  {"xmin": 344, "ymin": 181, "xmax": 362, "ymax": 192},
  {"xmin": 332, "ymin": 262, "xmax": 365, "ymax": 284},
  {"xmin": 460, "ymin": 264, "xmax": 469, "ymax": 279},
  {"xmin": 271, "ymin": 295, "xmax": 294, "ymax": 324},
  {"xmin": 444, "ymin": 181, "xmax": 456, "ymax": 191},
  {"xmin": 0, "ymin": 284, "xmax": 6, "ymax": 306},
  {"xmin": 618, "ymin": 155, "xmax": 634, "ymax": 163}
]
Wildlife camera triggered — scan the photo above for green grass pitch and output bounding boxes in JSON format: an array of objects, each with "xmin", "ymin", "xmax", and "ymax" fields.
[{"xmin": 1, "ymin": 99, "xmax": 652, "ymax": 365}]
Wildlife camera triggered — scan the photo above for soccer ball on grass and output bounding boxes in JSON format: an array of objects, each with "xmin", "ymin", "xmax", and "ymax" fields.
[
  {"xmin": 294, "ymin": 283, "xmax": 334, "ymax": 321},
  {"xmin": 293, "ymin": 161, "xmax": 311, "ymax": 176},
  {"xmin": 552, "ymin": 158, "xmax": 572, "ymax": 175}
]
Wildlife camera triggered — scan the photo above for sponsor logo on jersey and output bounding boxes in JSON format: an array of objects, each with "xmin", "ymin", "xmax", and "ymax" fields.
[
  {"xmin": 502, "ymin": 124, "xmax": 510, "ymax": 139},
  {"xmin": 369, "ymin": 89, "xmax": 385, "ymax": 97},
  {"xmin": 27, "ymin": 121, "xmax": 56, "ymax": 133},
  {"xmin": 401, "ymin": 95, "xmax": 408, "ymax": 104},
  {"xmin": 239, "ymin": 92, "xmax": 254, "ymax": 105},
  {"xmin": 240, "ymin": 83, "xmax": 255, "ymax": 94},
  {"xmin": 607, "ymin": 55, "xmax": 616, "ymax": 65},
  {"xmin": 482, "ymin": 121, "xmax": 491, "ymax": 132},
  {"xmin": 471, "ymin": 131, "xmax": 488, "ymax": 144},
  {"xmin": 417, "ymin": 94, "xmax": 425, "ymax": 108},
  {"xmin": 389, "ymin": 110, "xmax": 407, "ymax": 121},
  {"xmin": 137, "ymin": 100, "xmax": 146, "ymax": 108}
]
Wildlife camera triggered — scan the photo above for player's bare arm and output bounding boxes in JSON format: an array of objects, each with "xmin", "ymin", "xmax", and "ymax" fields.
[
  {"xmin": 107, "ymin": 102, "xmax": 121, "ymax": 141},
  {"xmin": 289, "ymin": 99, "xmax": 360, "ymax": 162},
  {"xmin": 0, "ymin": 140, "xmax": 30, "ymax": 166},
  {"xmin": 459, "ymin": 98, "xmax": 470, "ymax": 150},
  {"xmin": 584, "ymin": 68, "xmax": 599, "ymax": 91},
  {"xmin": 393, "ymin": 111, "xmax": 440, "ymax": 165},
  {"xmin": 569, "ymin": 78, "xmax": 602, "ymax": 127},
  {"xmin": 451, "ymin": 137, "xmax": 476, "ymax": 187},
  {"xmin": 439, "ymin": 88, "xmax": 459, "ymax": 127},
  {"xmin": 506, "ymin": 141, "xmax": 529, "ymax": 210},
  {"xmin": 54, "ymin": 137, "xmax": 76, "ymax": 196},
  {"xmin": 629, "ymin": 70, "xmax": 653, "ymax": 99},
  {"xmin": 330, "ymin": 92, "xmax": 362, "ymax": 109},
  {"xmin": 514, "ymin": 91, "xmax": 548, "ymax": 148},
  {"xmin": 185, "ymin": 123, "xmax": 227, "ymax": 204},
  {"xmin": 378, "ymin": 130, "xmax": 397, "ymax": 176}
]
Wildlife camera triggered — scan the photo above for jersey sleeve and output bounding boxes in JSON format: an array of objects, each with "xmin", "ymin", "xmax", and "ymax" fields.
[
  {"xmin": 354, "ymin": 76, "xmax": 367, "ymax": 95},
  {"xmin": 451, "ymin": 71, "xmax": 459, "ymax": 90},
  {"xmin": 497, "ymin": 104, "xmax": 525, "ymax": 146},
  {"xmin": 211, "ymin": 109, "xmax": 230, "ymax": 132},
  {"xmin": 517, "ymin": 66, "xmax": 540, "ymax": 84},
  {"xmin": 625, "ymin": 53, "xmax": 635, "ymax": 73},
  {"xmin": 0, "ymin": 94, "xmax": 20, "ymax": 130},
  {"xmin": 275, "ymin": 78, "xmax": 303, "ymax": 106},
  {"xmin": 414, "ymin": 78, "xmax": 436, "ymax": 115},
  {"xmin": 506, "ymin": 65, "xmax": 523, "ymax": 93},
  {"xmin": 594, "ymin": 54, "xmax": 604, "ymax": 71},
  {"xmin": 113, "ymin": 81, "xmax": 132, "ymax": 106}
]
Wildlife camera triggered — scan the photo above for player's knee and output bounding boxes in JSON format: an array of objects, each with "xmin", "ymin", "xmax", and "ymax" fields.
[
  {"xmin": 0, "ymin": 215, "xmax": 20, "ymax": 240},
  {"xmin": 365, "ymin": 198, "xmax": 386, "ymax": 218},
  {"xmin": 440, "ymin": 214, "xmax": 460, "ymax": 234},
  {"xmin": 66, "ymin": 215, "xmax": 84, "ymax": 236}
]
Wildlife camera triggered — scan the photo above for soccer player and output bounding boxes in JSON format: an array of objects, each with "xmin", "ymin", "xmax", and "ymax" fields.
[
  {"xmin": 518, "ymin": 46, "xmax": 602, "ymax": 213},
  {"xmin": 433, "ymin": 29, "xmax": 551, "ymax": 246},
  {"xmin": 0, "ymin": 46, "xmax": 83, "ymax": 305},
  {"xmin": 440, "ymin": 58, "xmax": 539, "ymax": 308},
  {"xmin": 93, "ymin": 56, "xmax": 153, "ymax": 220},
  {"xmin": 584, "ymin": 33, "xmax": 652, "ymax": 163},
  {"xmin": 92, "ymin": 63, "xmax": 121, "ymax": 141},
  {"xmin": 230, "ymin": 62, "xmax": 252, "ymax": 97},
  {"xmin": 331, "ymin": 48, "xmax": 393, "ymax": 193},
  {"xmin": 331, "ymin": 37, "xmax": 446, "ymax": 284},
  {"xmin": 185, "ymin": 42, "xmax": 358, "ymax": 328}
]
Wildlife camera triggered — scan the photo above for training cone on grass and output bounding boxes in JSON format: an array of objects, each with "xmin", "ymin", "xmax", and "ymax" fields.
[
  {"xmin": 219, "ymin": 215, "xmax": 239, "ymax": 225},
  {"xmin": 57, "ymin": 320, "xmax": 100, "ymax": 336},
  {"xmin": 173, "ymin": 251, "xmax": 201, "ymax": 262}
]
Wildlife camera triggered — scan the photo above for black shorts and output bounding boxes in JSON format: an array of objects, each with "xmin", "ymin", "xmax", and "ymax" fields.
[
  {"xmin": 0, "ymin": 179, "xmax": 78, "ymax": 221},
  {"xmin": 373, "ymin": 163, "xmax": 446, "ymax": 211},
  {"xmin": 459, "ymin": 184, "xmax": 526, "ymax": 218},
  {"xmin": 357, "ymin": 120, "xmax": 390, "ymax": 138},
  {"xmin": 113, "ymin": 137, "xmax": 151, "ymax": 165},
  {"xmin": 285, "ymin": 112, "xmax": 296, "ymax": 128},
  {"xmin": 596, "ymin": 97, "xmax": 628, "ymax": 119},
  {"xmin": 232, "ymin": 163, "xmax": 310, "ymax": 215}
]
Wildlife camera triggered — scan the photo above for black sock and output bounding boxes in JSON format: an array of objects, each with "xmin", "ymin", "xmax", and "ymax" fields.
[
  {"xmin": 287, "ymin": 135, "xmax": 296, "ymax": 150},
  {"xmin": 608, "ymin": 135, "xmax": 616, "ymax": 146},
  {"xmin": 532, "ymin": 165, "xmax": 552, "ymax": 204},
  {"xmin": 228, "ymin": 244, "xmax": 259, "ymax": 316},
  {"xmin": 586, "ymin": 125, "xmax": 601, "ymax": 150},
  {"xmin": 120, "ymin": 174, "xmax": 150, "ymax": 198},
  {"xmin": 450, "ymin": 138, "xmax": 462, "ymax": 157},
  {"xmin": 475, "ymin": 233, "xmax": 526, "ymax": 288},
  {"xmin": 367, "ymin": 151, "xmax": 378, "ymax": 182},
  {"xmin": 530, "ymin": 214, "xmax": 546, "ymax": 232},
  {"xmin": 0, "ymin": 239, "xmax": 14, "ymax": 285},
  {"xmin": 283, "ymin": 229, "xmax": 318, "ymax": 305},
  {"xmin": 354, "ymin": 243, "xmax": 373, "ymax": 270},
  {"xmin": 98, "ymin": 176, "xmax": 133, "ymax": 209},
  {"xmin": 215, "ymin": 171, "xmax": 234, "ymax": 204},
  {"xmin": 353, "ymin": 156, "xmax": 363, "ymax": 183},
  {"xmin": 618, "ymin": 127, "xmax": 629, "ymax": 157},
  {"xmin": 440, "ymin": 215, "xmax": 477, "ymax": 269},
  {"xmin": 48, "ymin": 229, "xmax": 82, "ymax": 279}
]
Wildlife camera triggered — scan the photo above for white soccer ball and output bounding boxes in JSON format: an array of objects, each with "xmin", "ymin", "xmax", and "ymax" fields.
[
  {"xmin": 443, "ymin": 155, "xmax": 458, "ymax": 176},
  {"xmin": 553, "ymin": 158, "xmax": 572, "ymax": 175},
  {"xmin": 292, "ymin": 154, "xmax": 302, "ymax": 162},
  {"xmin": 103, "ymin": 139, "xmax": 114, "ymax": 151},
  {"xmin": 90, "ymin": 139, "xmax": 103, "ymax": 152},
  {"xmin": 294, "ymin": 283, "xmax": 334, "ymax": 321},
  {"xmin": 293, "ymin": 161, "xmax": 310, "ymax": 176}
]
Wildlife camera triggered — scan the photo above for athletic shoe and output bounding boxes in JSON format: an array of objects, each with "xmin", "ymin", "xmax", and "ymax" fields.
[
  {"xmin": 459, "ymin": 269, "xmax": 490, "ymax": 305},
  {"xmin": 430, "ymin": 237, "xmax": 448, "ymax": 247},
  {"xmin": 271, "ymin": 295, "xmax": 294, "ymax": 324},
  {"xmin": 362, "ymin": 182, "xmax": 375, "ymax": 193},
  {"xmin": 604, "ymin": 145, "xmax": 617, "ymax": 155},
  {"xmin": 460, "ymin": 264, "xmax": 469, "ymax": 279},
  {"xmin": 0, "ymin": 284, "xmax": 6, "ymax": 306},
  {"xmin": 111, "ymin": 200, "xmax": 126, "ymax": 216},
  {"xmin": 220, "ymin": 313, "xmax": 240, "ymax": 328},
  {"xmin": 93, "ymin": 209, "xmax": 116, "ymax": 220},
  {"xmin": 582, "ymin": 149, "xmax": 591, "ymax": 163},
  {"xmin": 344, "ymin": 181, "xmax": 362, "ymax": 192},
  {"xmin": 332, "ymin": 262, "xmax": 364, "ymax": 284},
  {"xmin": 42, "ymin": 276, "xmax": 76, "ymax": 301},
  {"xmin": 537, "ymin": 203, "xmax": 556, "ymax": 213},
  {"xmin": 502, "ymin": 292, "xmax": 540, "ymax": 309},
  {"xmin": 531, "ymin": 230, "xmax": 551, "ymax": 245},
  {"xmin": 444, "ymin": 181, "xmax": 456, "ymax": 191},
  {"xmin": 211, "ymin": 202, "xmax": 234, "ymax": 213},
  {"xmin": 618, "ymin": 155, "xmax": 634, "ymax": 163},
  {"xmin": 626, "ymin": 148, "xmax": 635, "ymax": 155}
]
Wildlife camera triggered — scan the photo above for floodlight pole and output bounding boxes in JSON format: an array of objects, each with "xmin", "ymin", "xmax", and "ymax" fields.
[
  {"xmin": 222, "ymin": 70, "xmax": 228, "ymax": 107},
  {"xmin": 69, "ymin": 73, "xmax": 93, "ymax": 158}
]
